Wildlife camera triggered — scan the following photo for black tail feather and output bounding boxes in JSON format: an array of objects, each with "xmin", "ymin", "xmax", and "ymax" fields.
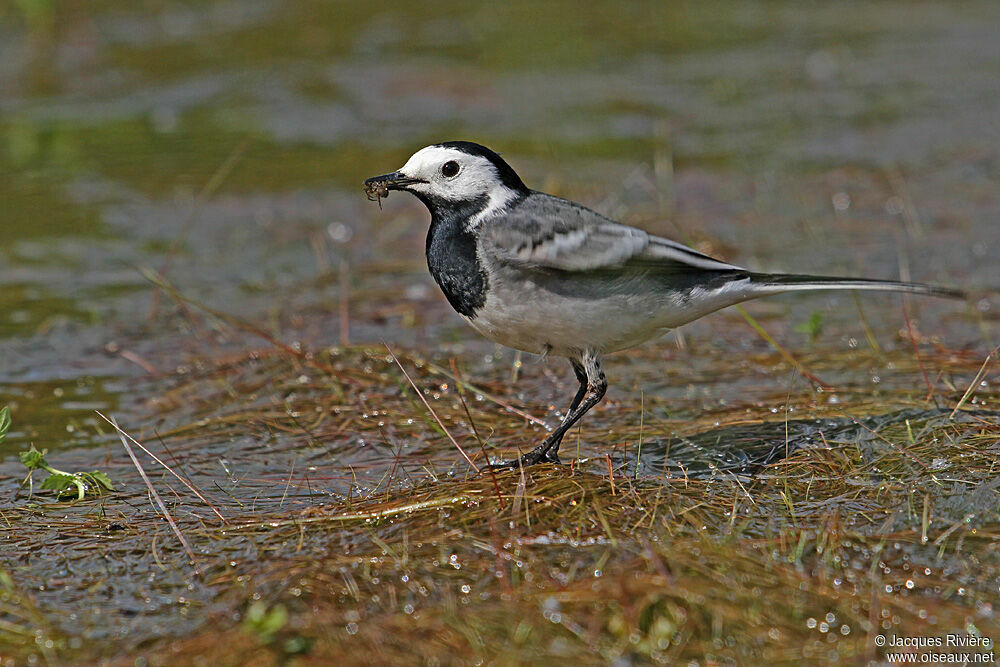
[{"xmin": 749, "ymin": 273, "xmax": 965, "ymax": 300}]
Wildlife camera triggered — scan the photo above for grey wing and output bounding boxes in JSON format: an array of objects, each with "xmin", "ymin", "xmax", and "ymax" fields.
[{"xmin": 482, "ymin": 192, "xmax": 744, "ymax": 274}]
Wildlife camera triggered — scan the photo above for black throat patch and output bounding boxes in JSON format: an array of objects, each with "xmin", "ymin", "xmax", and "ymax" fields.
[{"xmin": 423, "ymin": 196, "xmax": 490, "ymax": 318}]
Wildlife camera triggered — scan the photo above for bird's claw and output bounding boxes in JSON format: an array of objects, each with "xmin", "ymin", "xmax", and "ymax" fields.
[{"xmin": 489, "ymin": 447, "xmax": 561, "ymax": 470}]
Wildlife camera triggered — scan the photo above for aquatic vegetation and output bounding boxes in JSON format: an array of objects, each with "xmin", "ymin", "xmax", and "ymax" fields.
[
  {"xmin": 18, "ymin": 443, "xmax": 114, "ymax": 500},
  {"xmin": 3, "ymin": 340, "xmax": 998, "ymax": 664},
  {"xmin": 3, "ymin": 406, "xmax": 103, "ymax": 500}
]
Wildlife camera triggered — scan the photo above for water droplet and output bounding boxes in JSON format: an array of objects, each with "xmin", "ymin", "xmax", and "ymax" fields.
[
  {"xmin": 884, "ymin": 196, "xmax": 904, "ymax": 216},
  {"xmin": 832, "ymin": 192, "xmax": 851, "ymax": 211},
  {"xmin": 327, "ymin": 222, "xmax": 353, "ymax": 243}
]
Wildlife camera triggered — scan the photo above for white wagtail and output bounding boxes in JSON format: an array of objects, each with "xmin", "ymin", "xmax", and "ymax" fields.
[{"xmin": 364, "ymin": 141, "xmax": 964, "ymax": 466}]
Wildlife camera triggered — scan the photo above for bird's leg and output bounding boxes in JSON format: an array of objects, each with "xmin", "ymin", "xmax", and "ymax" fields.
[
  {"xmin": 566, "ymin": 359, "xmax": 588, "ymax": 413},
  {"xmin": 513, "ymin": 353, "xmax": 607, "ymax": 466}
]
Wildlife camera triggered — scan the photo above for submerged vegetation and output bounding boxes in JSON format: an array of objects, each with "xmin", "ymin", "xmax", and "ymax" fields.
[{"xmin": 1, "ymin": 340, "xmax": 997, "ymax": 664}]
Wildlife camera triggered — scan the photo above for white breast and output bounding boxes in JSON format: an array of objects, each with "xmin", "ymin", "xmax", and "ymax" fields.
[
  {"xmin": 462, "ymin": 279, "xmax": 671, "ymax": 357},
  {"xmin": 460, "ymin": 265, "xmax": 755, "ymax": 358}
]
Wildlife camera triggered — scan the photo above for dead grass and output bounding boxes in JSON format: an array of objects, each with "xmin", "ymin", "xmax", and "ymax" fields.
[{"xmin": 1, "ymin": 341, "xmax": 997, "ymax": 665}]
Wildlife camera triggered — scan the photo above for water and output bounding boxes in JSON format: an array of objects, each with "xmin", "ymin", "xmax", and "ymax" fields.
[
  {"xmin": 0, "ymin": 0, "xmax": 998, "ymax": 650},
  {"xmin": 618, "ymin": 408, "xmax": 1000, "ymax": 482}
]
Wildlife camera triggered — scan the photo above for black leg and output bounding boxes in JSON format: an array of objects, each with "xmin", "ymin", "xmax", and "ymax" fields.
[
  {"xmin": 566, "ymin": 359, "xmax": 588, "ymax": 413},
  {"xmin": 501, "ymin": 353, "xmax": 607, "ymax": 467}
]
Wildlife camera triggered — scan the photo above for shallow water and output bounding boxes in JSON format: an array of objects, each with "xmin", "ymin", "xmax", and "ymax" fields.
[
  {"xmin": 618, "ymin": 407, "xmax": 1000, "ymax": 480},
  {"xmin": 0, "ymin": 0, "xmax": 999, "ymax": 652}
]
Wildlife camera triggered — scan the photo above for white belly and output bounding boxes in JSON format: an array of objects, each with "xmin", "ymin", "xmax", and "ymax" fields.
[
  {"xmin": 463, "ymin": 283, "xmax": 670, "ymax": 357},
  {"xmin": 460, "ymin": 269, "xmax": 754, "ymax": 358}
]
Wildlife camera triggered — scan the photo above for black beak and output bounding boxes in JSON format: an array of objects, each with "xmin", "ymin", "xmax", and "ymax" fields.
[{"xmin": 363, "ymin": 171, "xmax": 426, "ymax": 202}]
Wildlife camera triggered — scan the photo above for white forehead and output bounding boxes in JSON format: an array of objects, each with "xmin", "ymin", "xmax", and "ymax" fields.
[{"xmin": 400, "ymin": 146, "xmax": 491, "ymax": 175}]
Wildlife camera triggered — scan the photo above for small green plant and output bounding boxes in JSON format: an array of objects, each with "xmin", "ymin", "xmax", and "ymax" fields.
[
  {"xmin": 0, "ymin": 406, "xmax": 9, "ymax": 443},
  {"xmin": 16, "ymin": 425, "xmax": 114, "ymax": 500},
  {"xmin": 6, "ymin": 405, "xmax": 112, "ymax": 500},
  {"xmin": 794, "ymin": 311, "xmax": 824, "ymax": 342},
  {"xmin": 242, "ymin": 601, "xmax": 313, "ymax": 655},
  {"xmin": 243, "ymin": 601, "xmax": 289, "ymax": 642}
]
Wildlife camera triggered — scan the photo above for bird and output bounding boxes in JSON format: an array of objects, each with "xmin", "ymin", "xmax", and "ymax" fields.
[{"xmin": 363, "ymin": 141, "xmax": 964, "ymax": 467}]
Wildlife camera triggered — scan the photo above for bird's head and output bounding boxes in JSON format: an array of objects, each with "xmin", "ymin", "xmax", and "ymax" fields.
[{"xmin": 364, "ymin": 141, "xmax": 528, "ymax": 219}]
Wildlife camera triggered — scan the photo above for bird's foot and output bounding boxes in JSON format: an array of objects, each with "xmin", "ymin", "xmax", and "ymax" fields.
[{"xmin": 490, "ymin": 445, "xmax": 561, "ymax": 469}]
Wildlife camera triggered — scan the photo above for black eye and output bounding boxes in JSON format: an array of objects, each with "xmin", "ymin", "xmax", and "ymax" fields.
[{"xmin": 441, "ymin": 161, "xmax": 460, "ymax": 178}]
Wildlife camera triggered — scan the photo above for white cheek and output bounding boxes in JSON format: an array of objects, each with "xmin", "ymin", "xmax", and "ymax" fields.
[
  {"xmin": 422, "ymin": 171, "xmax": 493, "ymax": 201},
  {"xmin": 447, "ymin": 177, "xmax": 486, "ymax": 200},
  {"xmin": 448, "ymin": 165, "xmax": 495, "ymax": 198}
]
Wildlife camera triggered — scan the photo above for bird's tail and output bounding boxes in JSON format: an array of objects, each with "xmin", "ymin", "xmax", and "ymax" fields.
[{"xmin": 747, "ymin": 273, "xmax": 965, "ymax": 300}]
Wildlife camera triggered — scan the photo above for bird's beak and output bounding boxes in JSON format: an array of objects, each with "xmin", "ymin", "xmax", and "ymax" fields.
[{"xmin": 363, "ymin": 171, "xmax": 426, "ymax": 203}]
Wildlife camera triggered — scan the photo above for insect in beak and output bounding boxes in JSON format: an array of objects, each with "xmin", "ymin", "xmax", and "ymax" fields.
[{"xmin": 363, "ymin": 171, "xmax": 425, "ymax": 210}]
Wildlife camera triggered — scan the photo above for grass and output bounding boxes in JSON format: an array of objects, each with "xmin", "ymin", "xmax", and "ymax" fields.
[{"xmin": 0, "ymin": 338, "xmax": 997, "ymax": 665}]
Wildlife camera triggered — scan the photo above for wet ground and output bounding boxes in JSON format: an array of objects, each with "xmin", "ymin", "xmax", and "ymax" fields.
[{"xmin": 1, "ymin": 1, "xmax": 999, "ymax": 663}]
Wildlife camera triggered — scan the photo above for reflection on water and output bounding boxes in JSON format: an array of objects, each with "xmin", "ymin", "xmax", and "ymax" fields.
[{"xmin": 618, "ymin": 407, "xmax": 995, "ymax": 479}]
